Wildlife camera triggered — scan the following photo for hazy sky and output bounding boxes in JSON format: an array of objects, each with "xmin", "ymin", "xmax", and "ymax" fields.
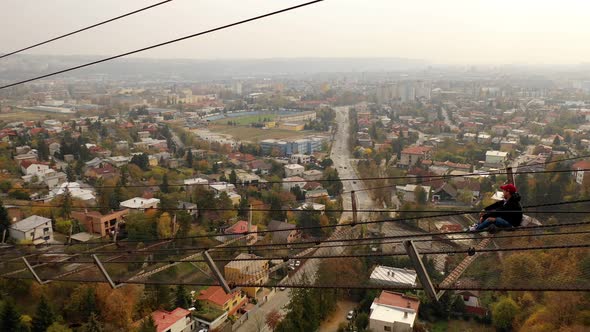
[{"xmin": 2, "ymin": 0, "xmax": 590, "ymax": 65}]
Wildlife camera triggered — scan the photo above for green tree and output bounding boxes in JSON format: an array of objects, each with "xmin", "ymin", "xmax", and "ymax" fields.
[
  {"xmin": 37, "ymin": 139, "xmax": 50, "ymax": 161},
  {"xmin": 131, "ymin": 153, "xmax": 150, "ymax": 171},
  {"xmin": 0, "ymin": 200, "xmax": 10, "ymax": 237},
  {"xmin": 1, "ymin": 300, "xmax": 22, "ymax": 331},
  {"xmin": 126, "ymin": 213, "xmax": 157, "ymax": 241},
  {"xmin": 138, "ymin": 316, "xmax": 157, "ymax": 332},
  {"xmin": 186, "ymin": 149, "xmax": 193, "ymax": 168},
  {"xmin": 174, "ymin": 285, "xmax": 191, "ymax": 309},
  {"xmin": 160, "ymin": 173, "xmax": 170, "ymax": 193},
  {"xmin": 229, "ymin": 169, "xmax": 237, "ymax": 185},
  {"xmin": 61, "ymin": 188, "xmax": 73, "ymax": 218},
  {"xmin": 65, "ymin": 165, "xmax": 75, "ymax": 182},
  {"xmin": 322, "ymin": 168, "xmax": 343, "ymax": 196},
  {"xmin": 81, "ymin": 313, "xmax": 103, "ymax": 332},
  {"xmin": 415, "ymin": 185, "xmax": 428, "ymax": 205},
  {"xmin": 109, "ymin": 181, "xmax": 124, "ymax": 211},
  {"xmin": 355, "ymin": 312, "xmax": 369, "ymax": 330},
  {"xmin": 32, "ymin": 295, "xmax": 55, "ymax": 332},
  {"xmin": 492, "ymin": 297, "xmax": 519, "ymax": 331}
]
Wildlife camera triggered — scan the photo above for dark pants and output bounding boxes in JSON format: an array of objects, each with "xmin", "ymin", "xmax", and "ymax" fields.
[{"xmin": 476, "ymin": 217, "xmax": 512, "ymax": 231}]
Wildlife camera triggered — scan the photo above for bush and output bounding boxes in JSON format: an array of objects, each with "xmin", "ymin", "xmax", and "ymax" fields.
[
  {"xmin": 55, "ymin": 219, "xmax": 73, "ymax": 234},
  {"xmin": 8, "ymin": 190, "xmax": 30, "ymax": 200},
  {"xmin": 337, "ymin": 322, "xmax": 348, "ymax": 332}
]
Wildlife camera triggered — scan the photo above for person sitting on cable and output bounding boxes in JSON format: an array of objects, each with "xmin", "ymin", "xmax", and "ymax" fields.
[{"xmin": 469, "ymin": 184, "xmax": 522, "ymax": 232}]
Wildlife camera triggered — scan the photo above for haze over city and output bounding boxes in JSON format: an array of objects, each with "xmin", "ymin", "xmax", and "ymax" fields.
[{"xmin": 2, "ymin": 0, "xmax": 590, "ymax": 64}]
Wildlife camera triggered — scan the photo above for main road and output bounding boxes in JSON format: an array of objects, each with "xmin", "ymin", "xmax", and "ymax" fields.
[{"xmin": 237, "ymin": 105, "xmax": 375, "ymax": 332}]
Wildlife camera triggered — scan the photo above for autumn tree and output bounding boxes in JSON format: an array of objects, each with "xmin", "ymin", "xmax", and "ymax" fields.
[
  {"xmin": 138, "ymin": 316, "xmax": 157, "ymax": 332},
  {"xmin": 492, "ymin": 297, "xmax": 519, "ymax": 331},
  {"xmin": 47, "ymin": 322, "xmax": 72, "ymax": 332},
  {"xmin": 64, "ymin": 285, "xmax": 98, "ymax": 324},
  {"xmin": 95, "ymin": 285, "xmax": 137, "ymax": 330},
  {"xmin": 157, "ymin": 212, "xmax": 173, "ymax": 238},
  {"xmin": 266, "ymin": 309, "xmax": 282, "ymax": 332}
]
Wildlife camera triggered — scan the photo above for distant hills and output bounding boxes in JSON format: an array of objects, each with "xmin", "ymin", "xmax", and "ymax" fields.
[{"xmin": 0, "ymin": 55, "xmax": 428, "ymax": 81}]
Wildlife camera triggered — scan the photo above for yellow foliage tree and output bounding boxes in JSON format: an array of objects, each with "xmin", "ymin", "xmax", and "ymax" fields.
[{"xmin": 157, "ymin": 212, "xmax": 173, "ymax": 238}]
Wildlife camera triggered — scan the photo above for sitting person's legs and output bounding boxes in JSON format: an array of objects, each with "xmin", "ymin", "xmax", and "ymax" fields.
[{"xmin": 475, "ymin": 216, "xmax": 512, "ymax": 231}]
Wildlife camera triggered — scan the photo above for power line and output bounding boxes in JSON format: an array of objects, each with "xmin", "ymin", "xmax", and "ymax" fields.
[
  {"xmin": 0, "ymin": 0, "xmax": 174, "ymax": 60},
  {"xmin": 15, "ymin": 165, "xmax": 590, "ymax": 191},
  {"xmin": 2, "ymin": 273, "xmax": 589, "ymax": 292},
  {"xmin": 5, "ymin": 198, "xmax": 589, "ymax": 214},
  {"xmin": 5, "ymin": 209, "xmax": 590, "ymax": 255},
  {"xmin": 0, "ymin": 0, "xmax": 325, "ymax": 90},
  {"xmin": 6, "ymin": 242, "xmax": 590, "ymax": 269},
  {"xmin": 6, "ymin": 229, "xmax": 589, "ymax": 262},
  {"xmin": 7, "ymin": 197, "xmax": 590, "ymax": 247}
]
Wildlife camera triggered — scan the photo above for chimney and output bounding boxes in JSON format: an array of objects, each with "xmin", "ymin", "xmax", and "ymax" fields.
[{"xmin": 407, "ymin": 301, "xmax": 411, "ymax": 308}]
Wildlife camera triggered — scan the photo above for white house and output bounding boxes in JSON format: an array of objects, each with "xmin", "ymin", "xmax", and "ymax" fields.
[
  {"xmin": 9, "ymin": 215, "xmax": 53, "ymax": 244},
  {"xmin": 284, "ymin": 164, "xmax": 305, "ymax": 177},
  {"xmin": 282, "ymin": 176, "xmax": 307, "ymax": 191},
  {"xmin": 151, "ymin": 307, "xmax": 195, "ymax": 332},
  {"xmin": 572, "ymin": 160, "xmax": 590, "ymax": 185},
  {"xmin": 120, "ymin": 197, "xmax": 160, "ymax": 211},
  {"xmin": 369, "ymin": 291, "xmax": 420, "ymax": 332},
  {"xmin": 209, "ymin": 182, "xmax": 236, "ymax": 194},
  {"xmin": 21, "ymin": 161, "xmax": 53, "ymax": 183},
  {"xmin": 107, "ymin": 156, "xmax": 130, "ymax": 167},
  {"xmin": 485, "ymin": 150, "xmax": 508, "ymax": 165},
  {"xmin": 47, "ymin": 182, "xmax": 96, "ymax": 202},
  {"xmin": 369, "ymin": 266, "xmax": 418, "ymax": 287},
  {"xmin": 395, "ymin": 184, "xmax": 431, "ymax": 203},
  {"xmin": 290, "ymin": 154, "xmax": 312, "ymax": 164}
]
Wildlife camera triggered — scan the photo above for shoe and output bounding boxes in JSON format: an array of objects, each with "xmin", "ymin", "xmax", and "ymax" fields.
[{"xmin": 468, "ymin": 224, "xmax": 478, "ymax": 232}]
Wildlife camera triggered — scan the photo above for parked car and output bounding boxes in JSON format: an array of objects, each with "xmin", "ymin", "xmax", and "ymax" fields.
[
  {"xmin": 279, "ymin": 286, "xmax": 286, "ymax": 291},
  {"xmin": 295, "ymin": 260, "xmax": 301, "ymax": 267}
]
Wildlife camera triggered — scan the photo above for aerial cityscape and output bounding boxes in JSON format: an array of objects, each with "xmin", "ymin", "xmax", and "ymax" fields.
[{"xmin": 0, "ymin": 1, "xmax": 589, "ymax": 332}]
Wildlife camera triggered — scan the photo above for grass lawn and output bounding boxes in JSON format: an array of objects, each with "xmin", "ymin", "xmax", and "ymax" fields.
[
  {"xmin": 430, "ymin": 319, "xmax": 494, "ymax": 332},
  {"xmin": 208, "ymin": 124, "xmax": 308, "ymax": 142},
  {"xmin": 0, "ymin": 110, "xmax": 75, "ymax": 122},
  {"xmin": 211, "ymin": 113, "xmax": 277, "ymax": 125}
]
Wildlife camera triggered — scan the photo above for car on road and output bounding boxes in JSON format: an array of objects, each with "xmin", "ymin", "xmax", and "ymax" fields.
[
  {"xmin": 279, "ymin": 286, "xmax": 286, "ymax": 291},
  {"xmin": 346, "ymin": 310, "xmax": 354, "ymax": 320}
]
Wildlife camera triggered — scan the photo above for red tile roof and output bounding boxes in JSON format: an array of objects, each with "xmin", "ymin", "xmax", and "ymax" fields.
[
  {"xmin": 573, "ymin": 160, "xmax": 590, "ymax": 170},
  {"xmin": 21, "ymin": 161, "xmax": 49, "ymax": 169},
  {"xmin": 197, "ymin": 286, "xmax": 234, "ymax": 307},
  {"xmin": 29, "ymin": 128, "xmax": 45, "ymax": 136},
  {"xmin": 151, "ymin": 308, "xmax": 190, "ymax": 332},
  {"xmin": 375, "ymin": 291, "xmax": 420, "ymax": 312},
  {"xmin": 226, "ymin": 220, "xmax": 257, "ymax": 235}
]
